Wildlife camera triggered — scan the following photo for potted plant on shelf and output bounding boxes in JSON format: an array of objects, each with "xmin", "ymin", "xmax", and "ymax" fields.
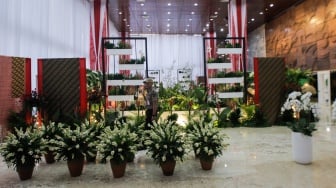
[
  {"xmin": 0, "ymin": 127, "xmax": 46, "ymax": 180},
  {"xmin": 53, "ymin": 123, "xmax": 90, "ymax": 177},
  {"xmin": 281, "ymin": 91, "xmax": 317, "ymax": 164},
  {"xmin": 41, "ymin": 121, "xmax": 65, "ymax": 164},
  {"xmin": 187, "ymin": 118, "xmax": 229, "ymax": 170},
  {"xmin": 144, "ymin": 120, "xmax": 187, "ymax": 176},
  {"xmin": 97, "ymin": 125, "xmax": 137, "ymax": 178}
]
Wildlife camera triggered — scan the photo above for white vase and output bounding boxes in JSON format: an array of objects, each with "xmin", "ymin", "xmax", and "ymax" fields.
[{"xmin": 291, "ymin": 132, "xmax": 313, "ymax": 164}]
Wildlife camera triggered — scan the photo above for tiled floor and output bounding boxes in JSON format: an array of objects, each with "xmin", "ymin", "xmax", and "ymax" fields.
[{"xmin": 0, "ymin": 118, "xmax": 336, "ymax": 187}]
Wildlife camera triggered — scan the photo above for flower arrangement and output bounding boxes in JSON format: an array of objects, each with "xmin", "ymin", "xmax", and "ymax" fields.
[
  {"xmin": 0, "ymin": 127, "xmax": 46, "ymax": 170},
  {"xmin": 281, "ymin": 91, "xmax": 317, "ymax": 136},
  {"xmin": 145, "ymin": 120, "xmax": 187, "ymax": 164},
  {"xmin": 97, "ymin": 124, "xmax": 138, "ymax": 164},
  {"xmin": 53, "ymin": 123, "xmax": 90, "ymax": 161},
  {"xmin": 188, "ymin": 118, "xmax": 229, "ymax": 161}
]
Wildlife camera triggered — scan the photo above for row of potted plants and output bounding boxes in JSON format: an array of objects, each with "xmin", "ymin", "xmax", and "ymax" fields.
[{"xmin": 0, "ymin": 116, "xmax": 229, "ymax": 180}]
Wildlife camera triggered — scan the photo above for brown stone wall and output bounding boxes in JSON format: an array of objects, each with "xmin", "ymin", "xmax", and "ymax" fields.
[{"xmin": 266, "ymin": 0, "xmax": 336, "ymax": 71}]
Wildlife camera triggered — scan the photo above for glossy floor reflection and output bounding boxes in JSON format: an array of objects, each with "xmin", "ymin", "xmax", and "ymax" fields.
[{"xmin": 1, "ymin": 121, "xmax": 336, "ymax": 187}]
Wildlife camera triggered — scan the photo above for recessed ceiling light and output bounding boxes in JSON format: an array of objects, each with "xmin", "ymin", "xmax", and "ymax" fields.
[
  {"xmin": 259, "ymin": 12, "xmax": 263, "ymax": 15},
  {"xmin": 167, "ymin": 29, "xmax": 170, "ymax": 32},
  {"xmin": 210, "ymin": 18, "xmax": 214, "ymax": 21},
  {"xmin": 168, "ymin": 3, "xmax": 171, "ymax": 6},
  {"xmin": 194, "ymin": 3, "xmax": 198, "ymax": 6},
  {"xmin": 168, "ymin": 11, "xmax": 171, "ymax": 14},
  {"xmin": 251, "ymin": 18, "xmax": 255, "ymax": 21},
  {"xmin": 214, "ymin": 12, "xmax": 218, "ymax": 15},
  {"xmin": 146, "ymin": 24, "xmax": 151, "ymax": 27},
  {"xmin": 206, "ymin": 23, "xmax": 209, "ymax": 27},
  {"xmin": 269, "ymin": 3, "xmax": 274, "ymax": 7},
  {"xmin": 220, "ymin": 28, "xmax": 224, "ymax": 32},
  {"xmin": 189, "ymin": 18, "xmax": 192, "ymax": 21},
  {"xmin": 140, "ymin": 3, "xmax": 144, "ymax": 6},
  {"xmin": 143, "ymin": 11, "xmax": 147, "ymax": 15},
  {"xmin": 167, "ymin": 23, "xmax": 170, "ymax": 27},
  {"xmin": 191, "ymin": 11, "xmax": 195, "ymax": 15},
  {"xmin": 119, "ymin": 12, "xmax": 122, "ymax": 15},
  {"xmin": 186, "ymin": 24, "xmax": 190, "ymax": 27},
  {"xmin": 167, "ymin": 18, "xmax": 171, "ymax": 21},
  {"xmin": 203, "ymin": 28, "xmax": 206, "ymax": 32},
  {"xmin": 185, "ymin": 29, "xmax": 188, "ymax": 32},
  {"xmin": 123, "ymin": 18, "xmax": 127, "ymax": 22}
]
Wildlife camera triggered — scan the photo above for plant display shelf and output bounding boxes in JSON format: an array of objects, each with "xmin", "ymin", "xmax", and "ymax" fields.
[
  {"xmin": 207, "ymin": 77, "xmax": 243, "ymax": 84},
  {"xmin": 207, "ymin": 63, "xmax": 232, "ymax": 69},
  {"xmin": 106, "ymin": 49, "xmax": 132, "ymax": 55},
  {"xmin": 106, "ymin": 79, "xmax": 143, "ymax": 86},
  {"xmin": 216, "ymin": 92, "xmax": 244, "ymax": 99},
  {"xmin": 118, "ymin": 64, "xmax": 144, "ymax": 70},
  {"xmin": 108, "ymin": 95, "xmax": 135, "ymax": 101},
  {"xmin": 217, "ymin": 48, "xmax": 242, "ymax": 54}
]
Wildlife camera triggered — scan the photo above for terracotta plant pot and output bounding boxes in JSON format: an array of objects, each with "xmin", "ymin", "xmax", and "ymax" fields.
[
  {"xmin": 16, "ymin": 165, "xmax": 35, "ymax": 180},
  {"xmin": 44, "ymin": 151, "xmax": 56, "ymax": 164},
  {"xmin": 160, "ymin": 160, "xmax": 176, "ymax": 176},
  {"xmin": 110, "ymin": 160, "xmax": 127, "ymax": 178},
  {"xmin": 200, "ymin": 158, "xmax": 214, "ymax": 170},
  {"xmin": 67, "ymin": 157, "xmax": 85, "ymax": 177}
]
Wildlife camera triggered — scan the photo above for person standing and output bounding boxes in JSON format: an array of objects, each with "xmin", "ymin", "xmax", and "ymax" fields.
[{"xmin": 143, "ymin": 78, "xmax": 158, "ymax": 129}]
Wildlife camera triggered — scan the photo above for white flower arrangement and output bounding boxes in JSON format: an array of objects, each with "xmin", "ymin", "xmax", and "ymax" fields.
[
  {"xmin": 97, "ymin": 124, "xmax": 137, "ymax": 164},
  {"xmin": 145, "ymin": 120, "xmax": 187, "ymax": 164},
  {"xmin": 281, "ymin": 91, "xmax": 317, "ymax": 136}
]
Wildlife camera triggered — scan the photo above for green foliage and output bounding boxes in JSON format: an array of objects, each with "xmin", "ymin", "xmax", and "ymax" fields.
[
  {"xmin": 53, "ymin": 122, "xmax": 91, "ymax": 161},
  {"xmin": 228, "ymin": 108, "xmax": 241, "ymax": 127},
  {"xmin": 41, "ymin": 121, "xmax": 65, "ymax": 152},
  {"xmin": 104, "ymin": 41, "xmax": 131, "ymax": 49},
  {"xmin": 241, "ymin": 105, "xmax": 269, "ymax": 127},
  {"xmin": 0, "ymin": 127, "xmax": 46, "ymax": 170},
  {"xmin": 212, "ymin": 108, "xmax": 231, "ymax": 128},
  {"xmin": 187, "ymin": 118, "xmax": 229, "ymax": 160},
  {"xmin": 97, "ymin": 125, "xmax": 137, "ymax": 164},
  {"xmin": 287, "ymin": 111, "xmax": 317, "ymax": 136},
  {"xmin": 6, "ymin": 111, "xmax": 29, "ymax": 133},
  {"xmin": 145, "ymin": 121, "xmax": 187, "ymax": 164}
]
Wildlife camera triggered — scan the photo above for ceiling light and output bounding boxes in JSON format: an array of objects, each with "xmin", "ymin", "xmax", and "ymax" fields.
[
  {"xmin": 168, "ymin": 3, "xmax": 171, "ymax": 6},
  {"xmin": 194, "ymin": 3, "xmax": 198, "ymax": 6},
  {"xmin": 146, "ymin": 24, "xmax": 151, "ymax": 28},
  {"xmin": 167, "ymin": 29, "xmax": 170, "ymax": 32},
  {"xmin": 270, "ymin": 3, "xmax": 274, "ymax": 7},
  {"xmin": 185, "ymin": 29, "xmax": 188, "ymax": 32},
  {"xmin": 118, "ymin": 12, "xmax": 122, "ymax": 15},
  {"xmin": 143, "ymin": 11, "xmax": 147, "ymax": 15},
  {"xmin": 220, "ymin": 28, "xmax": 224, "ymax": 32},
  {"xmin": 187, "ymin": 24, "xmax": 190, "ymax": 27},
  {"xmin": 206, "ymin": 23, "xmax": 209, "ymax": 27},
  {"xmin": 168, "ymin": 11, "xmax": 171, "ymax": 14},
  {"xmin": 259, "ymin": 12, "xmax": 263, "ymax": 15},
  {"xmin": 136, "ymin": 0, "xmax": 145, "ymax": 2},
  {"xmin": 140, "ymin": 3, "xmax": 144, "ymax": 6},
  {"xmin": 189, "ymin": 18, "xmax": 192, "ymax": 21},
  {"xmin": 167, "ymin": 18, "xmax": 171, "ymax": 21},
  {"xmin": 191, "ymin": 11, "xmax": 195, "ymax": 15},
  {"xmin": 203, "ymin": 28, "xmax": 206, "ymax": 32},
  {"xmin": 210, "ymin": 18, "xmax": 214, "ymax": 21},
  {"xmin": 167, "ymin": 23, "xmax": 170, "ymax": 27},
  {"xmin": 214, "ymin": 12, "xmax": 218, "ymax": 15},
  {"xmin": 123, "ymin": 18, "xmax": 127, "ymax": 22},
  {"xmin": 251, "ymin": 18, "xmax": 255, "ymax": 21}
]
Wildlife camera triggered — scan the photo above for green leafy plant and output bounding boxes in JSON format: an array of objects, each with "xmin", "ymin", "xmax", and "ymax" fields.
[
  {"xmin": 41, "ymin": 121, "xmax": 65, "ymax": 153},
  {"xmin": 0, "ymin": 127, "xmax": 46, "ymax": 170},
  {"xmin": 145, "ymin": 120, "xmax": 187, "ymax": 164},
  {"xmin": 53, "ymin": 123, "xmax": 91, "ymax": 161},
  {"xmin": 97, "ymin": 125, "xmax": 137, "ymax": 164},
  {"xmin": 104, "ymin": 41, "xmax": 131, "ymax": 49},
  {"xmin": 188, "ymin": 118, "xmax": 229, "ymax": 161}
]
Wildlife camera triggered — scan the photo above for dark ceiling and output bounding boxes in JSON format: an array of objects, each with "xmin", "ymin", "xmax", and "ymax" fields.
[{"xmin": 108, "ymin": 0, "xmax": 305, "ymax": 37}]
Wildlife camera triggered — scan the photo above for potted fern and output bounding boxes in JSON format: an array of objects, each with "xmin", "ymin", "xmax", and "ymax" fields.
[
  {"xmin": 0, "ymin": 127, "xmax": 46, "ymax": 180},
  {"xmin": 144, "ymin": 120, "xmax": 187, "ymax": 176},
  {"xmin": 97, "ymin": 125, "xmax": 137, "ymax": 178},
  {"xmin": 188, "ymin": 118, "xmax": 229, "ymax": 170}
]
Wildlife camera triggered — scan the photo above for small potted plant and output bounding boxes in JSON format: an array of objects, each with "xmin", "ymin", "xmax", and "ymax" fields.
[
  {"xmin": 144, "ymin": 120, "xmax": 187, "ymax": 176},
  {"xmin": 0, "ymin": 127, "xmax": 46, "ymax": 180},
  {"xmin": 97, "ymin": 125, "xmax": 137, "ymax": 178},
  {"xmin": 53, "ymin": 123, "xmax": 90, "ymax": 177},
  {"xmin": 41, "ymin": 121, "xmax": 65, "ymax": 164},
  {"xmin": 188, "ymin": 118, "xmax": 229, "ymax": 170},
  {"xmin": 281, "ymin": 91, "xmax": 317, "ymax": 164}
]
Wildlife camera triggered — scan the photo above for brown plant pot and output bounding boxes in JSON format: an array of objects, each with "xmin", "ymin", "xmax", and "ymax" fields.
[
  {"xmin": 160, "ymin": 160, "xmax": 176, "ymax": 176},
  {"xmin": 67, "ymin": 157, "xmax": 85, "ymax": 177},
  {"xmin": 86, "ymin": 155, "xmax": 96, "ymax": 163},
  {"xmin": 17, "ymin": 165, "xmax": 35, "ymax": 180},
  {"xmin": 200, "ymin": 157, "xmax": 214, "ymax": 170},
  {"xmin": 110, "ymin": 160, "xmax": 127, "ymax": 178},
  {"xmin": 44, "ymin": 151, "xmax": 56, "ymax": 164}
]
